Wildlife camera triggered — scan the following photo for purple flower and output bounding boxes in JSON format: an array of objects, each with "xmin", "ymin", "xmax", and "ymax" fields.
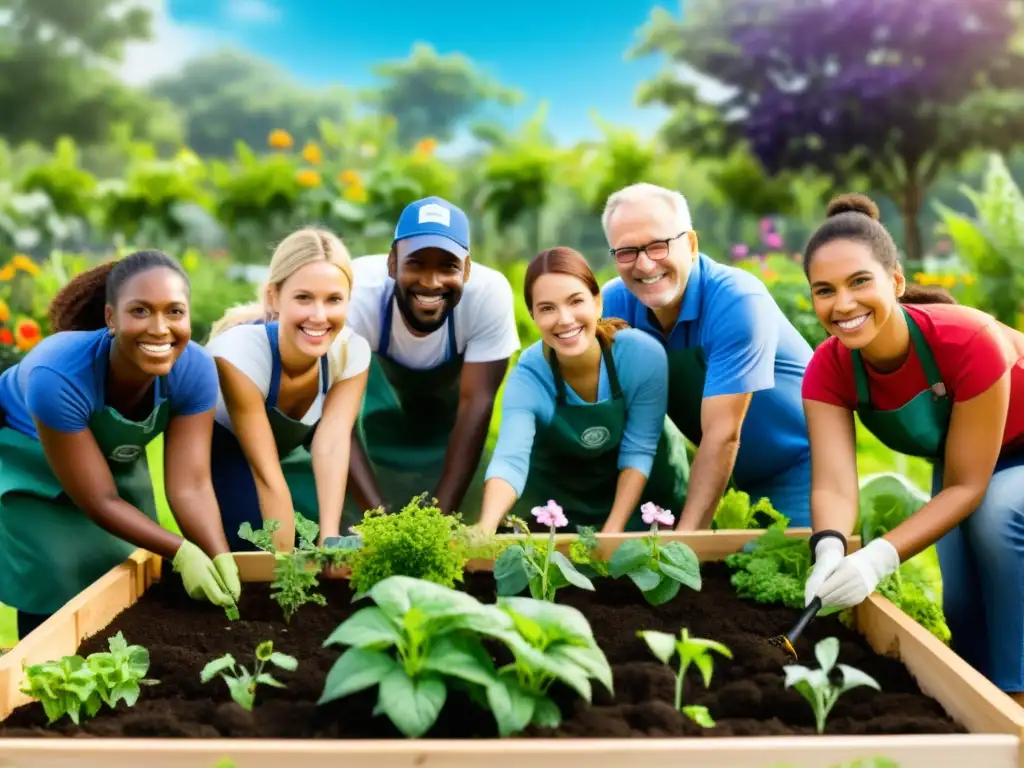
[
  {"xmin": 759, "ymin": 217, "xmax": 774, "ymax": 234},
  {"xmin": 641, "ymin": 502, "xmax": 675, "ymax": 527},
  {"xmin": 532, "ymin": 499, "xmax": 567, "ymax": 528}
]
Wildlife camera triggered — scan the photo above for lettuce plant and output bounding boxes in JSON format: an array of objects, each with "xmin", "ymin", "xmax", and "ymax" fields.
[
  {"xmin": 200, "ymin": 639, "xmax": 297, "ymax": 711},
  {"xmin": 607, "ymin": 503, "xmax": 701, "ymax": 605},
  {"xmin": 20, "ymin": 632, "xmax": 156, "ymax": 725},
  {"xmin": 784, "ymin": 637, "xmax": 880, "ymax": 734},
  {"xmin": 638, "ymin": 627, "xmax": 731, "ymax": 727},
  {"xmin": 494, "ymin": 501, "xmax": 594, "ymax": 602}
]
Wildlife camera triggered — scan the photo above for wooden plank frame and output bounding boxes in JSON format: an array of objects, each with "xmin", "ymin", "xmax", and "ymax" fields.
[{"xmin": 2, "ymin": 529, "xmax": 1023, "ymax": 768}]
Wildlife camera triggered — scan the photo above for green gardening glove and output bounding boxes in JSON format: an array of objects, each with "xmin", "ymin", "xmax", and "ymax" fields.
[
  {"xmin": 172, "ymin": 540, "xmax": 233, "ymax": 607},
  {"xmin": 213, "ymin": 553, "xmax": 242, "ymax": 602}
]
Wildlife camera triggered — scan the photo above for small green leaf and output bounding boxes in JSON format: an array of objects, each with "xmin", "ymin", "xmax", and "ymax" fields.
[
  {"xmin": 494, "ymin": 545, "xmax": 531, "ymax": 596},
  {"xmin": 837, "ymin": 664, "xmax": 881, "ymax": 694},
  {"xmin": 627, "ymin": 566, "xmax": 662, "ymax": 591},
  {"xmin": 642, "ymin": 573, "xmax": 681, "ymax": 605},
  {"xmin": 269, "ymin": 652, "xmax": 298, "ymax": 672},
  {"xmin": 546, "ymin": 644, "xmax": 614, "ymax": 694},
  {"xmin": 549, "ymin": 551, "xmax": 595, "ymax": 591},
  {"xmin": 531, "ymin": 696, "xmax": 561, "ymax": 728},
  {"xmin": 226, "ymin": 676, "xmax": 255, "ymax": 711},
  {"xmin": 693, "ymin": 653, "xmax": 714, "ymax": 688},
  {"xmin": 814, "ymin": 637, "xmax": 840, "ymax": 673},
  {"xmin": 255, "ymin": 641, "xmax": 274, "ymax": 662},
  {"xmin": 638, "ymin": 630, "xmax": 677, "ymax": 665},
  {"xmin": 378, "ymin": 668, "xmax": 447, "ymax": 738},
  {"xmin": 486, "ymin": 677, "xmax": 537, "ymax": 737},
  {"xmin": 422, "ymin": 635, "xmax": 496, "ymax": 687},
  {"xmin": 657, "ymin": 542, "xmax": 701, "ymax": 590},
  {"xmin": 200, "ymin": 655, "xmax": 236, "ymax": 683},
  {"xmin": 318, "ymin": 647, "xmax": 398, "ymax": 704},
  {"xmin": 608, "ymin": 538, "xmax": 650, "ymax": 578},
  {"xmin": 323, "ymin": 606, "xmax": 402, "ymax": 648},
  {"xmin": 255, "ymin": 672, "xmax": 286, "ymax": 688},
  {"xmin": 682, "ymin": 704, "xmax": 716, "ymax": 727},
  {"xmin": 498, "ymin": 597, "xmax": 596, "ymax": 645}
]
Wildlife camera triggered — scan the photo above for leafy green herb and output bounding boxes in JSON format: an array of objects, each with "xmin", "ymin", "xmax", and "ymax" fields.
[
  {"xmin": 568, "ymin": 525, "xmax": 608, "ymax": 577},
  {"xmin": 606, "ymin": 504, "xmax": 701, "ymax": 605},
  {"xmin": 712, "ymin": 489, "xmax": 786, "ymax": 530},
  {"xmin": 200, "ymin": 640, "xmax": 297, "ymax": 711},
  {"xmin": 347, "ymin": 493, "xmax": 472, "ymax": 596},
  {"xmin": 20, "ymin": 632, "xmax": 157, "ymax": 725},
  {"xmin": 724, "ymin": 520, "xmax": 811, "ymax": 609},
  {"xmin": 638, "ymin": 627, "xmax": 731, "ymax": 727},
  {"xmin": 783, "ymin": 637, "xmax": 880, "ymax": 733}
]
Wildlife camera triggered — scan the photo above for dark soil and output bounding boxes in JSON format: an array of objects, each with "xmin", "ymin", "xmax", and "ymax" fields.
[{"xmin": 0, "ymin": 562, "xmax": 963, "ymax": 740}]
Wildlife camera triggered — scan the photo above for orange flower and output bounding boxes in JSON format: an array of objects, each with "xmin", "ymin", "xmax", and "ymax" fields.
[
  {"xmin": 268, "ymin": 129, "xmax": 294, "ymax": 150},
  {"xmin": 414, "ymin": 137, "xmax": 438, "ymax": 157},
  {"xmin": 10, "ymin": 254, "xmax": 40, "ymax": 276},
  {"xmin": 0, "ymin": 327, "xmax": 12, "ymax": 346},
  {"xmin": 0, "ymin": 265, "xmax": 14, "ymax": 281},
  {"xmin": 301, "ymin": 142, "xmax": 322, "ymax": 165},
  {"xmin": 296, "ymin": 169, "xmax": 321, "ymax": 188},
  {"xmin": 0, "ymin": 299, "xmax": 9, "ymax": 323},
  {"xmin": 338, "ymin": 169, "xmax": 362, "ymax": 186},
  {"xmin": 14, "ymin": 318, "xmax": 41, "ymax": 351}
]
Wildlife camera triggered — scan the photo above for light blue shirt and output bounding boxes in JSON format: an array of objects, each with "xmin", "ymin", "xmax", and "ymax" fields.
[
  {"xmin": 601, "ymin": 253, "xmax": 812, "ymax": 487},
  {"xmin": 485, "ymin": 328, "xmax": 668, "ymax": 497}
]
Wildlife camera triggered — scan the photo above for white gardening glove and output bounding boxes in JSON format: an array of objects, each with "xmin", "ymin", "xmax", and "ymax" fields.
[
  {"xmin": 804, "ymin": 537, "xmax": 846, "ymax": 607},
  {"xmin": 814, "ymin": 538, "xmax": 901, "ymax": 610}
]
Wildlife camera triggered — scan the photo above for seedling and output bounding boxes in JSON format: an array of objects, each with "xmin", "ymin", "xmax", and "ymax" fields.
[
  {"xmin": 493, "ymin": 501, "xmax": 594, "ymax": 602},
  {"xmin": 568, "ymin": 525, "xmax": 609, "ymax": 577},
  {"xmin": 20, "ymin": 632, "xmax": 157, "ymax": 725},
  {"xmin": 783, "ymin": 636, "xmax": 880, "ymax": 734},
  {"xmin": 200, "ymin": 640, "xmax": 298, "ymax": 711},
  {"xmin": 638, "ymin": 627, "xmax": 731, "ymax": 727},
  {"xmin": 608, "ymin": 503, "xmax": 701, "ymax": 605}
]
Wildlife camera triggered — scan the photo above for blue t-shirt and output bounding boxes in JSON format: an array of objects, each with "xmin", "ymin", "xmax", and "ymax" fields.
[
  {"xmin": 485, "ymin": 328, "xmax": 668, "ymax": 497},
  {"xmin": 0, "ymin": 328, "xmax": 219, "ymax": 439},
  {"xmin": 601, "ymin": 252, "xmax": 812, "ymax": 487}
]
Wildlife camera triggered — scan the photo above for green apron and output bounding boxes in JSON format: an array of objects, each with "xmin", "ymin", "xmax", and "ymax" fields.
[
  {"xmin": 508, "ymin": 338, "xmax": 690, "ymax": 532},
  {"xmin": 852, "ymin": 307, "xmax": 951, "ymax": 459},
  {"xmin": 0, "ymin": 382, "xmax": 169, "ymax": 615},
  {"xmin": 345, "ymin": 286, "xmax": 489, "ymax": 527}
]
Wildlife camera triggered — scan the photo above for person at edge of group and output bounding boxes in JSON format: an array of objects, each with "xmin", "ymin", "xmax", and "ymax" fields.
[
  {"xmin": 600, "ymin": 182, "xmax": 814, "ymax": 529},
  {"xmin": 204, "ymin": 228, "xmax": 370, "ymax": 554},
  {"xmin": 800, "ymin": 193, "xmax": 1024, "ymax": 702},
  {"xmin": 0, "ymin": 250, "xmax": 240, "ymax": 641},
  {"xmin": 476, "ymin": 247, "xmax": 691, "ymax": 535},
  {"xmin": 342, "ymin": 196, "xmax": 520, "ymax": 526}
]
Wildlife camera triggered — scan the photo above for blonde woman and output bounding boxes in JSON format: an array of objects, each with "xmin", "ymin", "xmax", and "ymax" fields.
[{"xmin": 206, "ymin": 228, "xmax": 370, "ymax": 553}]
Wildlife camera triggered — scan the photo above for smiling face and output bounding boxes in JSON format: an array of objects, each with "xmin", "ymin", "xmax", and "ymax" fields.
[
  {"xmin": 389, "ymin": 246, "xmax": 469, "ymax": 333},
  {"xmin": 268, "ymin": 259, "xmax": 350, "ymax": 359},
  {"xmin": 606, "ymin": 197, "xmax": 696, "ymax": 310},
  {"xmin": 530, "ymin": 272, "xmax": 600, "ymax": 357},
  {"xmin": 807, "ymin": 238, "xmax": 905, "ymax": 349},
  {"xmin": 107, "ymin": 267, "xmax": 191, "ymax": 376}
]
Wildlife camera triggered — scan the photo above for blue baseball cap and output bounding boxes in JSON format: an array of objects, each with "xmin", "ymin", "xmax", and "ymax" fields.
[{"xmin": 393, "ymin": 196, "xmax": 470, "ymax": 261}]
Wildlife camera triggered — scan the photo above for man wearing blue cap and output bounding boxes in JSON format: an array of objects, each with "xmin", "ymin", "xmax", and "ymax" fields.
[{"xmin": 343, "ymin": 197, "xmax": 520, "ymax": 523}]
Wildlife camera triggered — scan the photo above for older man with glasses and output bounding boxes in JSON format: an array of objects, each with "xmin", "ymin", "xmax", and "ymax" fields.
[{"xmin": 599, "ymin": 183, "xmax": 814, "ymax": 529}]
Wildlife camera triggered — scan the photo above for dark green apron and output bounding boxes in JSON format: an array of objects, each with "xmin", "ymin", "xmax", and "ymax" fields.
[
  {"xmin": 345, "ymin": 284, "xmax": 489, "ymax": 525},
  {"xmin": 509, "ymin": 338, "xmax": 690, "ymax": 532},
  {"xmin": 211, "ymin": 322, "xmax": 329, "ymax": 550},
  {"xmin": 0, "ymin": 380, "xmax": 169, "ymax": 615},
  {"xmin": 852, "ymin": 307, "xmax": 950, "ymax": 459}
]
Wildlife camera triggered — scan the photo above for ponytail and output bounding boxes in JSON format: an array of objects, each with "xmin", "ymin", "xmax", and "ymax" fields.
[
  {"xmin": 595, "ymin": 317, "xmax": 629, "ymax": 347},
  {"xmin": 899, "ymin": 282, "xmax": 957, "ymax": 306},
  {"xmin": 208, "ymin": 298, "xmax": 272, "ymax": 340}
]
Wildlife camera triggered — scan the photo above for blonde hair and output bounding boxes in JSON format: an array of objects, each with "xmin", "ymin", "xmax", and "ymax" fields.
[{"xmin": 209, "ymin": 227, "xmax": 354, "ymax": 340}]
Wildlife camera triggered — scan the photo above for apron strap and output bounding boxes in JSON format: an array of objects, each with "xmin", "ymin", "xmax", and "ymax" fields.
[
  {"xmin": 380, "ymin": 279, "xmax": 457, "ymax": 364},
  {"xmin": 550, "ymin": 337, "xmax": 622, "ymax": 405},
  {"xmin": 263, "ymin": 321, "xmax": 332, "ymax": 401},
  {"xmin": 852, "ymin": 306, "xmax": 947, "ymax": 408}
]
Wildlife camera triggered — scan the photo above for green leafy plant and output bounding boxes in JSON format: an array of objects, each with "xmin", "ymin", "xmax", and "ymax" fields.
[
  {"xmin": 783, "ymin": 637, "xmax": 880, "ymax": 734},
  {"xmin": 493, "ymin": 501, "xmax": 594, "ymax": 601},
  {"xmin": 724, "ymin": 520, "xmax": 814, "ymax": 610},
  {"xmin": 568, "ymin": 525, "xmax": 608, "ymax": 577},
  {"xmin": 489, "ymin": 597, "xmax": 613, "ymax": 735},
  {"xmin": 638, "ymin": 627, "xmax": 731, "ymax": 727},
  {"xmin": 238, "ymin": 512, "xmax": 354, "ymax": 623},
  {"xmin": 200, "ymin": 640, "xmax": 298, "ymax": 711},
  {"xmin": 318, "ymin": 575, "xmax": 517, "ymax": 738},
  {"xmin": 712, "ymin": 489, "xmax": 786, "ymax": 530},
  {"xmin": 607, "ymin": 503, "xmax": 701, "ymax": 605},
  {"xmin": 19, "ymin": 632, "xmax": 157, "ymax": 725},
  {"xmin": 347, "ymin": 493, "xmax": 472, "ymax": 596}
]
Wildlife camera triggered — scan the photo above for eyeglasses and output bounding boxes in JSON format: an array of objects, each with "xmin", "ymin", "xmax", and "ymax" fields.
[{"xmin": 609, "ymin": 231, "xmax": 690, "ymax": 265}]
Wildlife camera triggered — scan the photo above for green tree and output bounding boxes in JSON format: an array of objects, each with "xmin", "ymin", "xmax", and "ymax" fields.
[{"xmin": 0, "ymin": 0, "xmax": 181, "ymax": 147}]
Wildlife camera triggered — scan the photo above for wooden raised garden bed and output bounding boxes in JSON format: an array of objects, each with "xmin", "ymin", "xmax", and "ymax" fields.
[{"xmin": 1, "ymin": 529, "xmax": 1023, "ymax": 768}]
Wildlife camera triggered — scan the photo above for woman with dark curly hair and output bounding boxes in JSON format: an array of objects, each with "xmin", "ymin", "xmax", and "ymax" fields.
[
  {"xmin": 0, "ymin": 250, "xmax": 240, "ymax": 641},
  {"xmin": 800, "ymin": 194, "xmax": 1024, "ymax": 700}
]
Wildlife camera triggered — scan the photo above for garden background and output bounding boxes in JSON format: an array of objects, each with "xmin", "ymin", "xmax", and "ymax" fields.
[{"xmin": 1, "ymin": 0, "xmax": 1023, "ymax": 649}]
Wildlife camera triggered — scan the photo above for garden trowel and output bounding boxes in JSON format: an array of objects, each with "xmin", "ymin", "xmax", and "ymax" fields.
[{"xmin": 769, "ymin": 596, "xmax": 822, "ymax": 660}]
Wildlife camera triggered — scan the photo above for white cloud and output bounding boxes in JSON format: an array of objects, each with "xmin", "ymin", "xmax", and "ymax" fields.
[
  {"xmin": 118, "ymin": 0, "xmax": 223, "ymax": 85},
  {"xmin": 225, "ymin": 0, "xmax": 281, "ymax": 23}
]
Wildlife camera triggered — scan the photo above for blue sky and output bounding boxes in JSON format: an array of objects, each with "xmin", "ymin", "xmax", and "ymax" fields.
[{"xmin": 142, "ymin": 0, "xmax": 683, "ymax": 145}]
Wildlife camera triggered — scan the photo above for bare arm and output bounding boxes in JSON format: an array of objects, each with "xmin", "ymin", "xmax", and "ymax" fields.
[
  {"xmin": 477, "ymin": 477, "xmax": 520, "ymax": 533},
  {"xmin": 804, "ymin": 399, "xmax": 860, "ymax": 535},
  {"xmin": 215, "ymin": 358, "xmax": 295, "ymax": 552},
  {"xmin": 601, "ymin": 468, "xmax": 649, "ymax": 533},
  {"xmin": 35, "ymin": 422, "xmax": 184, "ymax": 559},
  {"xmin": 162, "ymin": 408, "xmax": 232, "ymax": 557},
  {"xmin": 884, "ymin": 371, "xmax": 1009, "ymax": 561},
  {"xmin": 432, "ymin": 358, "xmax": 509, "ymax": 514},
  {"xmin": 310, "ymin": 369, "xmax": 369, "ymax": 542},
  {"xmin": 676, "ymin": 392, "xmax": 752, "ymax": 530}
]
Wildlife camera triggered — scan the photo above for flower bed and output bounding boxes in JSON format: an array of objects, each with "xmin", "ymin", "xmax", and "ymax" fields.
[{"xmin": 0, "ymin": 509, "xmax": 1022, "ymax": 768}]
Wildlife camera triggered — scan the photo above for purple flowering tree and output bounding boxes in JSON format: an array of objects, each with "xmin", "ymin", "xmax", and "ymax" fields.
[{"xmin": 633, "ymin": 0, "xmax": 1024, "ymax": 261}]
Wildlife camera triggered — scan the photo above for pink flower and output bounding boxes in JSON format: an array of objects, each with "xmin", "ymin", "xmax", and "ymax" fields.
[
  {"xmin": 759, "ymin": 217, "xmax": 774, "ymax": 233},
  {"xmin": 731, "ymin": 243, "xmax": 749, "ymax": 260},
  {"xmin": 764, "ymin": 232, "xmax": 784, "ymax": 250},
  {"xmin": 532, "ymin": 499, "xmax": 568, "ymax": 528},
  {"xmin": 641, "ymin": 502, "xmax": 674, "ymax": 527}
]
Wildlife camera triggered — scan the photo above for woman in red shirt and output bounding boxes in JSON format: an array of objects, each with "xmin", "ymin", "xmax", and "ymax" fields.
[{"xmin": 801, "ymin": 193, "xmax": 1024, "ymax": 700}]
